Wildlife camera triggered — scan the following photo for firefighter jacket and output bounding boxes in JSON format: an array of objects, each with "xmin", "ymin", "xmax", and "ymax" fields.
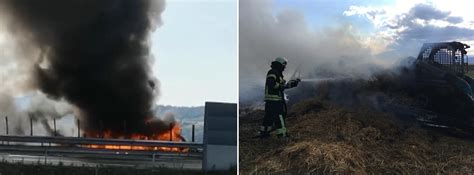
[{"xmin": 264, "ymin": 69, "xmax": 286, "ymax": 102}]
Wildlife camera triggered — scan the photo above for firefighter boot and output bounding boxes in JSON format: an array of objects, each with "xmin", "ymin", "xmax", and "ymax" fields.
[{"xmin": 258, "ymin": 126, "xmax": 271, "ymax": 139}]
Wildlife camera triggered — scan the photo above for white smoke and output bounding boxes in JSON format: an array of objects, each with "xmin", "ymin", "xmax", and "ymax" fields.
[
  {"xmin": 239, "ymin": 0, "xmax": 393, "ymax": 104},
  {"xmin": 0, "ymin": 20, "xmax": 74, "ymax": 136},
  {"xmin": 0, "ymin": 92, "xmax": 73, "ymax": 136}
]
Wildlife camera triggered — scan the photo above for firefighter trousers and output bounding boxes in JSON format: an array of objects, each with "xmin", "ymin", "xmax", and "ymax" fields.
[{"xmin": 260, "ymin": 101, "xmax": 287, "ymax": 137}]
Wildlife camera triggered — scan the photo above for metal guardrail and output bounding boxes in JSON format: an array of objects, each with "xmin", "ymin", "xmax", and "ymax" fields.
[
  {"xmin": 0, "ymin": 135, "xmax": 204, "ymax": 166},
  {"xmin": 0, "ymin": 135, "xmax": 203, "ymax": 149}
]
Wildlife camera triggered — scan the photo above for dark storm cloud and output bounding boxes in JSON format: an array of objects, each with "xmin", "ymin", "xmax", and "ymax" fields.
[{"xmin": 0, "ymin": 0, "xmax": 169, "ymax": 135}]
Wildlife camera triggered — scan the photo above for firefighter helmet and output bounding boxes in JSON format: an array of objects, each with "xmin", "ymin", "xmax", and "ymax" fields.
[{"xmin": 274, "ymin": 57, "xmax": 288, "ymax": 66}]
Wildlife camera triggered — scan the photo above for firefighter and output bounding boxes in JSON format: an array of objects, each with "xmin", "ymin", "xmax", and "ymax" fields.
[{"xmin": 259, "ymin": 57, "xmax": 300, "ymax": 138}]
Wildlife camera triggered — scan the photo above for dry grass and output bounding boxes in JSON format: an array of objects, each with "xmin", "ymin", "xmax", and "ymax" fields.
[{"xmin": 239, "ymin": 98, "xmax": 474, "ymax": 174}]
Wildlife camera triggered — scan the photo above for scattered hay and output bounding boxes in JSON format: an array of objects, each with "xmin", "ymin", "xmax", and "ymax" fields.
[
  {"xmin": 256, "ymin": 141, "xmax": 367, "ymax": 174},
  {"xmin": 239, "ymin": 99, "xmax": 474, "ymax": 174}
]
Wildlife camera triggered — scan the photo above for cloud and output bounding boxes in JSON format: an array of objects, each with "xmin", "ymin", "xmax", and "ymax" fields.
[
  {"xmin": 446, "ymin": 16, "xmax": 463, "ymax": 24},
  {"xmin": 409, "ymin": 3, "xmax": 449, "ymax": 21},
  {"xmin": 391, "ymin": 4, "xmax": 474, "ymax": 54},
  {"xmin": 390, "ymin": 3, "xmax": 464, "ymax": 28},
  {"xmin": 399, "ymin": 25, "xmax": 474, "ymax": 41},
  {"xmin": 343, "ymin": 6, "xmax": 385, "ymax": 20},
  {"xmin": 344, "ymin": 3, "xmax": 474, "ymax": 57}
]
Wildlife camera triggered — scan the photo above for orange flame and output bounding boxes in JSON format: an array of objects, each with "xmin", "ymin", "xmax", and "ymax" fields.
[{"xmin": 85, "ymin": 123, "xmax": 187, "ymax": 152}]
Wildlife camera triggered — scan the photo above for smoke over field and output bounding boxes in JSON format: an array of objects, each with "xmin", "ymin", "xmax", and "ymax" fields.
[{"xmin": 239, "ymin": 0, "xmax": 395, "ymax": 104}]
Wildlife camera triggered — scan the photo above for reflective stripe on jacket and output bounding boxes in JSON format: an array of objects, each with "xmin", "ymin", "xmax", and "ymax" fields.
[{"xmin": 265, "ymin": 69, "xmax": 285, "ymax": 101}]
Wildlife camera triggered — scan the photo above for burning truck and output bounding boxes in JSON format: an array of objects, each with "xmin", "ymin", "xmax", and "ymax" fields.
[{"xmin": 0, "ymin": 0, "xmax": 191, "ymax": 148}]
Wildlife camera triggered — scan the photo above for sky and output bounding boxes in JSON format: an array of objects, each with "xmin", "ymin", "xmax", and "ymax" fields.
[
  {"xmin": 151, "ymin": 0, "xmax": 237, "ymax": 106},
  {"xmin": 273, "ymin": 0, "xmax": 474, "ymax": 58}
]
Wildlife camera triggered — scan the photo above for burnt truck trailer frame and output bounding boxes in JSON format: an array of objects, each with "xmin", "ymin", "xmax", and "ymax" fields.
[{"xmin": 413, "ymin": 41, "xmax": 474, "ymax": 133}]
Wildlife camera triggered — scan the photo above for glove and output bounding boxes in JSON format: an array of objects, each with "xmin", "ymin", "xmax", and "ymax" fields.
[
  {"xmin": 286, "ymin": 79, "xmax": 300, "ymax": 88},
  {"xmin": 278, "ymin": 80, "xmax": 287, "ymax": 90},
  {"xmin": 293, "ymin": 78, "xmax": 300, "ymax": 87}
]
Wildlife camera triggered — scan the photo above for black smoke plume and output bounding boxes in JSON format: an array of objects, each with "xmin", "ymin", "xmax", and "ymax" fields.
[{"xmin": 0, "ymin": 0, "xmax": 169, "ymax": 136}]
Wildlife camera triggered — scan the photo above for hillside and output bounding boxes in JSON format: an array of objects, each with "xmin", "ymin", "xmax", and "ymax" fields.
[{"xmin": 239, "ymin": 99, "xmax": 474, "ymax": 174}]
